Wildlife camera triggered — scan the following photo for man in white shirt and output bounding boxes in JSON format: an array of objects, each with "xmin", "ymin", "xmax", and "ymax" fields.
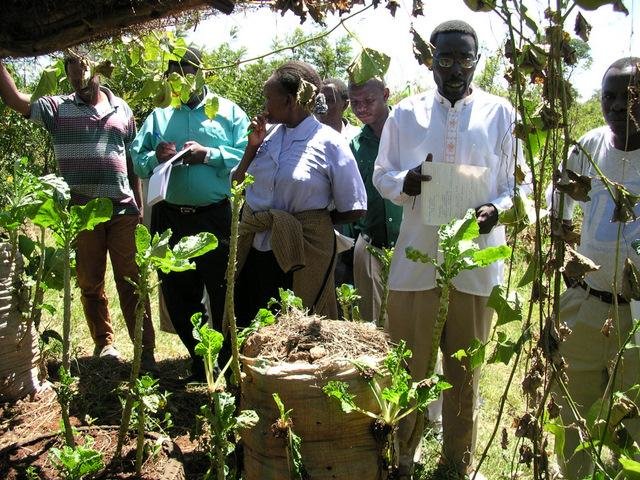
[
  {"xmin": 550, "ymin": 57, "xmax": 640, "ymax": 480},
  {"xmin": 373, "ymin": 20, "xmax": 524, "ymax": 479}
]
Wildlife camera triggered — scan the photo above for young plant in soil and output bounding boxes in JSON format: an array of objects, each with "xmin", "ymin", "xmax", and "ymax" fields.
[
  {"xmin": 336, "ymin": 283, "xmax": 361, "ymax": 321},
  {"xmin": 31, "ymin": 175, "xmax": 112, "ymax": 446},
  {"xmin": 271, "ymin": 392, "xmax": 308, "ymax": 480},
  {"xmin": 127, "ymin": 375, "xmax": 173, "ymax": 473},
  {"xmin": 405, "ymin": 208, "xmax": 512, "ymax": 377},
  {"xmin": 323, "ymin": 341, "xmax": 450, "ymax": 477},
  {"xmin": 192, "ymin": 313, "xmax": 259, "ymax": 480},
  {"xmin": 115, "ymin": 224, "xmax": 218, "ymax": 468},
  {"xmin": 222, "ymin": 175, "xmax": 254, "ymax": 386},
  {"xmin": 404, "ymin": 208, "xmax": 511, "ymax": 450},
  {"xmin": 49, "ymin": 434, "xmax": 104, "ymax": 480}
]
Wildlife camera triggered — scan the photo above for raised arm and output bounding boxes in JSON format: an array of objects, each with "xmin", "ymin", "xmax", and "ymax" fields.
[{"xmin": 0, "ymin": 60, "xmax": 31, "ymax": 116}]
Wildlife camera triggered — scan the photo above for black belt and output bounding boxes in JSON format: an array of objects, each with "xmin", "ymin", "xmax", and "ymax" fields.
[
  {"xmin": 160, "ymin": 198, "xmax": 229, "ymax": 215},
  {"xmin": 577, "ymin": 281, "xmax": 628, "ymax": 305}
]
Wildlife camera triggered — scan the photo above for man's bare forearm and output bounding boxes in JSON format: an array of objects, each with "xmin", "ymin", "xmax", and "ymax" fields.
[{"xmin": 0, "ymin": 61, "xmax": 31, "ymax": 116}]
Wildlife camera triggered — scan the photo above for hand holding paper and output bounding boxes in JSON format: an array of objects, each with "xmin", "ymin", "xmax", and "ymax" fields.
[
  {"xmin": 155, "ymin": 141, "xmax": 177, "ymax": 162},
  {"xmin": 402, "ymin": 153, "xmax": 433, "ymax": 196},
  {"xmin": 475, "ymin": 203, "xmax": 498, "ymax": 234}
]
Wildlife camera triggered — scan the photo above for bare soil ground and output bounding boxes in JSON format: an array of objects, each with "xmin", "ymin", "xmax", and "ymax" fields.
[{"xmin": 0, "ymin": 356, "xmax": 211, "ymax": 479}]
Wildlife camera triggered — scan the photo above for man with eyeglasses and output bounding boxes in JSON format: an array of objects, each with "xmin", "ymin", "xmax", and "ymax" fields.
[
  {"xmin": 131, "ymin": 46, "xmax": 249, "ymax": 382},
  {"xmin": 373, "ymin": 20, "xmax": 527, "ymax": 479}
]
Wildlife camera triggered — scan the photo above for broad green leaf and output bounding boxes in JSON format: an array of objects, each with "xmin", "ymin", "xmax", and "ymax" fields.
[
  {"xmin": 193, "ymin": 326, "xmax": 224, "ymax": 359},
  {"xmin": 452, "ymin": 349, "xmax": 467, "ymax": 362},
  {"xmin": 135, "ymin": 224, "xmax": 152, "ymax": 254},
  {"xmin": 134, "ymin": 77, "xmax": 161, "ymax": 103},
  {"xmin": 69, "ymin": 198, "xmax": 112, "ymax": 235},
  {"xmin": 205, "ymin": 96, "xmax": 220, "ymax": 120},
  {"xmin": 32, "ymin": 65, "xmax": 60, "ymax": 101},
  {"xmin": 449, "ymin": 209, "xmax": 480, "ymax": 244},
  {"xmin": 619, "ymin": 456, "xmax": 640, "ymax": 479},
  {"xmin": 173, "ymin": 232, "xmax": 218, "ymax": 259},
  {"xmin": 40, "ymin": 174, "xmax": 71, "ymax": 205},
  {"xmin": 488, "ymin": 331, "xmax": 517, "ymax": 365},
  {"xmin": 347, "ymin": 48, "xmax": 390, "ymax": 86},
  {"xmin": 32, "ymin": 198, "xmax": 64, "ymax": 233},
  {"xmin": 153, "ymin": 80, "xmax": 172, "ymax": 109},
  {"xmin": 487, "ymin": 285, "xmax": 522, "ymax": 326},
  {"xmin": 518, "ymin": 256, "xmax": 537, "ymax": 287},
  {"xmin": 472, "ymin": 245, "xmax": 511, "ymax": 267},
  {"xmin": 153, "ymin": 256, "xmax": 196, "ymax": 273},
  {"xmin": 411, "ymin": 27, "xmax": 433, "ymax": 68},
  {"xmin": 149, "ymin": 229, "xmax": 172, "ymax": 259},
  {"xmin": 468, "ymin": 338, "xmax": 486, "ymax": 370},
  {"xmin": 543, "ymin": 417, "xmax": 566, "ymax": 461}
]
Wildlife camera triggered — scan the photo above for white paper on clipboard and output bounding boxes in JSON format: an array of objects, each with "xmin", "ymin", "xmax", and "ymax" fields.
[
  {"xmin": 147, "ymin": 148, "xmax": 191, "ymax": 206},
  {"xmin": 420, "ymin": 162, "xmax": 491, "ymax": 225}
]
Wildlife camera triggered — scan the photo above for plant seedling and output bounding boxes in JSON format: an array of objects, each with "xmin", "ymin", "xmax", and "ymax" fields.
[
  {"xmin": 31, "ymin": 175, "xmax": 112, "ymax": 446},
  {"xmin": 192, "ymin": 314, "xmax": 259, "ymax": 480},
  {"xmin": 323, "ymin": 341, "xmax": 450, "ymax": 475},
  {"xmin": 336, "ymin": 283, "xmax": 361, "ymax": 322},
  {"xmin": 116, "ymin": 224, "xmax": 218, "ymax": 462},
  {"xmin": 49, "ymin": 435, "xmax": 103, "ymax": 480},
  {"xmin": 271, "ymin": 393, "xmax": 308, "ymax": 480}
]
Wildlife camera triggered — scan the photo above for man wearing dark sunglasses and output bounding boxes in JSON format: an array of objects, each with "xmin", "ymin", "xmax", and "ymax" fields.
[{"xmin": 373, "ymin": 20, "xmax": 529, "ymax": 480}]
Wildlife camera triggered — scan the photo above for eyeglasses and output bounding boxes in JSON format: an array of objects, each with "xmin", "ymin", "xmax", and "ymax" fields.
[{"xmin": 434, "ymin": 55, "xmax": 479, "ymax": 69}]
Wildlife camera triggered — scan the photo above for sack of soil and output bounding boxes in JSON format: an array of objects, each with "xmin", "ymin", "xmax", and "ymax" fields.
[
  {"xmin": 0, "ymin": 243, "xmax": 44, "ymax": 402},
  {"xmin": 241, "ymin": 312, "xmax": 390, "ymax": 480}
]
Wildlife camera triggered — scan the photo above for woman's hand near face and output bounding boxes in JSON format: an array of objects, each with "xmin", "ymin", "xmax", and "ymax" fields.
[
  {"xmin": 247, "ymin": 114, "xmax": 268, "ymax": 148},
  {"xmin": 233, "ymin": 114, "xmax": 268, "ymax": 184}
]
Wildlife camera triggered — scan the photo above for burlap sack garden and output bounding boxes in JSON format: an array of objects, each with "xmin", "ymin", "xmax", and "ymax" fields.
[{"xmin": 241, "ymin": 313, "xmax": 390, "ymax": 480}]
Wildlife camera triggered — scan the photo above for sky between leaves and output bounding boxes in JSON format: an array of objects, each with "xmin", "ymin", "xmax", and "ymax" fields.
[{"xmin": 188, "ymin": 0, "xmax": 640, "ymax": 101}]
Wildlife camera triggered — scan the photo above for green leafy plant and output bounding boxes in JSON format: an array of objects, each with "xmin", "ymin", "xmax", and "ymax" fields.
[
  {"xmin": 271, "ymin": 393, "xmax": 307, "ymax": 480},
  {"xmin": 336, "ymin": 283, "xmax": 361, "ymax": 322},
  {"xmin": 125, "ymin": 375, "xmax": 173, "ymax": 473},
  {"xmin": 405, "ymin": 208, "xmax": 511, "ymax": 377},
  {"xmin": 48, "ymin": 435, "xmax": 103, "ymax": 480},
  {"xmin": 0, "ymin": 158, "xmax": 44, "ymax": 260},
  {"xmin": 30, "ymin": 175, "xmax": 112, "ymax": 446},
  {"xmin": 267, "ymin": 288, "xmax": 305, "ymax": 314},
  {"xmin": 31, "ymin": 175, "xmax": 112, "ymax": 370},
  {"xmin": 115, "ymin": 224, "xmax": 218, "ymax": 465},
  {"xmin": 192, "ymin": 313, "xmax": 259, "ymax": 480},
  {"xmin": 51, "ymin": 366, "xmax": 78, "ymax": 447},
  {"xmin": 323, "ymin": 341, "xmax": 450, "ymax": 476},
  {"xmin": 25, "ymin": 465, "xmax": 41, "ymax": 480}
]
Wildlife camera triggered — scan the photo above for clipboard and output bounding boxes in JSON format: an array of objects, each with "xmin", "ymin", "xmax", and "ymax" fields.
[{"xmin": 147, "ymin": 148, "xmax": 192, "ymax": 206}]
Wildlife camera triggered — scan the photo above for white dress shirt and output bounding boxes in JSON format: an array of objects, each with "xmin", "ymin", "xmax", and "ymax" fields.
[
  {"xmin": 553, "ymin": 126, "xmax": 640, "ymax": 293},
  {"xmin": 373, "ymin": 88, "xmax": 525, "ymax": 296},
  {"xmin": 246, "ymin": 115, "xmax": 367, "ymax": 251}
]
